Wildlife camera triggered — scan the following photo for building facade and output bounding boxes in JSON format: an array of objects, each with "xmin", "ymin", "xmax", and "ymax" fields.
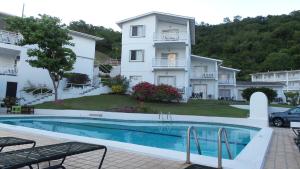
[
  {"xmin": 0, "ymin": 15, "xmax": 105, "ymax": 104},
  {"xmin": 251, "ymin": 70, "xmax": 300, "ymax": 92},
  {"xmin": 117, "ymin": 12, "xmax": 240, "ymax": 101}
]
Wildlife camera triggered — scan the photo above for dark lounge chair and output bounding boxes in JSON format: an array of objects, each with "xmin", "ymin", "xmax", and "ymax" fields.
[
  {"xmin": 0, "ymin": 137, "xmax": 36, "ymax": 152},
  {"xmin": 184, "ymin": 164, "xmax": 217, "ymax": 169},
  {"xmin": 0, "ymin": 141, "xmax": 107, "ymax": 169}
]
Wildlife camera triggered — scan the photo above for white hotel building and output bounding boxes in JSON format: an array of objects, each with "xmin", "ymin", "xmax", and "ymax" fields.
[
  {"xmin": 0, "ymin": 12, "xmax": 106, "ymax": 105},
  {"xmin": 251, "ymin": 70, "xmax": 300, "ymax": 92},
  {"xmin": 117, "ymin": 12, "xmax": 240, "ymax": 101}
]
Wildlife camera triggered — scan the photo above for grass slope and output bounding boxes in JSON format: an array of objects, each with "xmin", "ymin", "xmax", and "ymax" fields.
[{"xmin": 36, "ymin": 94, "xmax": 248, "ymax": 118}]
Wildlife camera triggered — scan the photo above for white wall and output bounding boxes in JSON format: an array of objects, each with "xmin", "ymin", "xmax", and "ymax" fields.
[
  {"xmin": 121, "ymin": 15, "xmax": 156, "ymax": 84},
  {"xmin": 0, "ymin": 33, "xmax": 97, "ymax": 100},
  {"xmin": 190, "ymin": 79, "xmax": 218, "ymax": 99},
  {"xmin": 190, "ymin": 57, "xmax": 216, "ymax": 73}
]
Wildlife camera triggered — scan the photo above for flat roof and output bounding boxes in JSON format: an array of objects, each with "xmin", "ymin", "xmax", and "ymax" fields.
[
  {"xmin": 251, "ymin": 69, "xmax": 300, "ymax": 75},
  {"xmin": 236, "ymin": 81, "xmax": 285, "ymax": 87}
]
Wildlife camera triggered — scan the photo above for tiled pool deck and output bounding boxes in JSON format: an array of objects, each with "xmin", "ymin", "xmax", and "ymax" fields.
[{"xmin": 0, "ymin": 127, "xmax": 299, "ymax": 169}]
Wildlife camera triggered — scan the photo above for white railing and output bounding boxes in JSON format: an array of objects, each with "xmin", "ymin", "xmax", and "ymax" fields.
[
  {"xmin": 0, "ymin": 67, "xmax": 18, "ymax": 76},
  {"xmin": 219, "ymin": 79, "xmax": 235, "ymax": 85},
  {"xmin": 153, "ymin": 31, "xmax": 187, "ymax": 42},
  {"xmin": 152, "ymin": 58, "xmax": 186, "ymax": 68},
  {"xmin": 190, "ymin": 72, "xmax": 216, "ymax": 79},
  {"xmin": 0, "ymin": 30, "xmax": 21, "ymax": 44}
]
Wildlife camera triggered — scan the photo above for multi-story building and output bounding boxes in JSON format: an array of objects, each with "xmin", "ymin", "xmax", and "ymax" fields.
[
  {"xmin": 251, "ymin": 70, "xmax": 300, "ymax": 92},
  {"xmin": 117, "ymin": 12, "xmax": 240, "ymax": 101},
  {"xmin": 0, "ymin": 12, "xmax": 105, "ymax": 105}
]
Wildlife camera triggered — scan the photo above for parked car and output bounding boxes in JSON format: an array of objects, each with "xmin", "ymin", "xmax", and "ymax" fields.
[{"xmin": 269, "ymin": 106, "xmax": 300, "ymax": 127}]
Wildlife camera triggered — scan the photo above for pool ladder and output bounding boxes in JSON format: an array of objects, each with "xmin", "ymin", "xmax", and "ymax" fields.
[
  {"xmin": 186, "ymin": 127, "xmax": 233, "ymax": 169},
  {"xmin": 158, "ymin": 112, "xmax": 172, "ymax": 121}
]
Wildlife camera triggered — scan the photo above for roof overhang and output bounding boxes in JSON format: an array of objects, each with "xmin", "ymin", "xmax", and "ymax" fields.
[
  {"xmin": 116, "ymin": 11, "xmax": 195, "ymax": 44},
  {"xmin": 191, "ymin": 55, "xmax": 223, "ymax": 63},
  {"xmin": 219, "ymin": 66, "xmax": 240, "ymax": 72},
  {"xmin": 69, "ymin": 30, "xmax": 103, "ymax": 41}
]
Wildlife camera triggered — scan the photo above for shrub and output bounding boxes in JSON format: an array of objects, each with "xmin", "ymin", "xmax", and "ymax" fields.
[
  {"xmin": 64, "ymin": 73, "xmax": 90, "ymax": 87},
  {"xmin": 2, "ymin": 97, "xmax": 17, "ymax": 107},
  {"xmin": 132, "ymin": 82, "xmax": 182, "ymax": 102},
  {"xmin": 101, "ymin": 75, "xmax": 129, "ymax": 94},
  {"xmin": 285, "ymin": 92, "xmax": 299, "ymax": 106},
  {"xmin": 132, "ymin": 82, "xmax": 156, "ymax": 101},
  {"xmin": 153, "ymin": 84, "xmax": 182, "ymax": 102},
  {"xmin": 242, "ymin": 87, "xmax": 277, "ymax": 102}
]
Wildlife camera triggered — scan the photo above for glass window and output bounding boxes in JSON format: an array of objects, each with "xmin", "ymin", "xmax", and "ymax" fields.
[
  {"xmin": 290, "ymin": 108, "xmax": 300, "ymax": 114},
  {"xmin": 130, "ymin": 25, "xmax": 145, "ymax": 37},
  {"xmin": 130, "ymin": 50, "xmax": 144, "ymax": 62}
]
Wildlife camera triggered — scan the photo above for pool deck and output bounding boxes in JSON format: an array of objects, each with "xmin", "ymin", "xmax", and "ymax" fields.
[
  {"xmin": 0, "ymin": 128, "xmax": 189, "ymax": 169},
  {"xmin": 263, "ymin": 127, "xmax": 300, "ymax": 169},
  {"xmin": 0, "ymin": 126, "xmax": 299, "ymax": 169}
]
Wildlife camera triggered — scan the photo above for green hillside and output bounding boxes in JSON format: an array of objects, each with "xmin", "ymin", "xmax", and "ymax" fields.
[{"xmin": 193, "ymin": 10, "xmax": 300, "ymax": 80}]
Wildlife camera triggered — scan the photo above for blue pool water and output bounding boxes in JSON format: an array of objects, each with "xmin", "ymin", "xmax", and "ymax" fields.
[{"xmin": 0, "ymin": 116, "xmax": 259, "ymax": 159}]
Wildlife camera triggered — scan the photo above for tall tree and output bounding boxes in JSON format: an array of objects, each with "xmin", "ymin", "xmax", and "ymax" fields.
[{"xmin": 6, "ymin": 14, "xmax": 76, "ymax": 101}]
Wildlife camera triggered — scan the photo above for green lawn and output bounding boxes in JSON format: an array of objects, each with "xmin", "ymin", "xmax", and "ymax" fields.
[{"xmin": 36, "ymin": 94, "xmax": 249, "ymax": 118}]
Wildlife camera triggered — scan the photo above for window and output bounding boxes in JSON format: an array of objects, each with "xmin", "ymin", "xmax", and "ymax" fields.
[
  {"xmin": 158, "ymin": 76, "xmax": 176, "ymax": 87},
  {"xmin": 290, "ymin": 108, "xmax": 300, "ymax": 114},
  {"xmin": 130, "ymin": 50, "xmax": 144, "ymax": 62},
  {"xmin": 129, "ymin": 76, "xmax": 142, "ymax": 86},
  {"xmin": 130, "ymin": 25, "xmax": 145, "ymax": 37}
]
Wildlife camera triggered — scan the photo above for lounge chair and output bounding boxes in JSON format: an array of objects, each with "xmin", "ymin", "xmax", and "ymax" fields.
[
  {"xmin": 0, "ymin": 141, "xmax": 107, "ymax": 169},
  {"xmin": 0, "ymin": 137, "xmax": 36, "ymax": 152},
  {"xmin": 184, "ymin": 164, "xmax": 217, "ymax": 169}
]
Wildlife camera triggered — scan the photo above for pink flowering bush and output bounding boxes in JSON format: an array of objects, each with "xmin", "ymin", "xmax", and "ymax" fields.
[{"xmin": 132, "ymin": 82, "xmax": 181, "ymax": 102}]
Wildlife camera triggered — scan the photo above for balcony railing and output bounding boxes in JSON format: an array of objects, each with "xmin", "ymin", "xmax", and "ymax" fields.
[
  {"xmin": 190, "ymin": 72, "xmax": 216, "ymax": 79},
  {"xmin": 219, "ymin": 79, "xmax": 235, "ymax": 85},
  {"xmin": 0, "ymin": 67, "xmax": 18, "ymax": 76},
  {"xmin": 152, "ymin": 58, "xmax": 186, "ymax": 68},
  {"xmin": 0, "ymin": 30, "xmax": 21, "ymax": 44},
  {"xmin": 153, "ymin": 31, "xmax": 187, "ymax": 42}
]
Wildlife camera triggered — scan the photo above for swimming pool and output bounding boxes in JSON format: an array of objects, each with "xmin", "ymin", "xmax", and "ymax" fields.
[{"xmin": 0, "ymin": 116, "xmax": 259, "ymax": 159}]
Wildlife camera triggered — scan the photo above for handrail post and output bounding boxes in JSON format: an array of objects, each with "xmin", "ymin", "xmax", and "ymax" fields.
[
  {"xmin": 186, "ymin": 126, "xmax": 191, "ymax": 164},
  {"xmin": 218, "ymin": 128, "xmax": 223, "ymax": 169}
]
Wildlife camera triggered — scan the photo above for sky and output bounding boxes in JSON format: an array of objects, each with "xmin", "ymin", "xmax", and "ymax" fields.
[{"xmin": 0, "ymin": 0, "xmax": 299, "ymax": 31}]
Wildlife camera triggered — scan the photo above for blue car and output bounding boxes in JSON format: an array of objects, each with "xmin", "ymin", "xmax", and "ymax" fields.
[{"xmin": 269, "ymin": 106, "xmax": 300, "ymax": 127}]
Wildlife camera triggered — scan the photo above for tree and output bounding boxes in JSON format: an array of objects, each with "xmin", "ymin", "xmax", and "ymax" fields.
[
  {"xmin": 223, "ymin": 17, "xmax": 231, "ymax": 23},
  {"xmin": 233, "ymin": 15, "xmax": 242, "ymax": 22},
  {"xmin": 242, "ymin": 87, "xmax": 277, "ymax": 102},
  {"xmin": 285, "ymin": 92, "xmax": 299, "ymax": 106},
  {"xmin": 6, "ymin": 14, "xmax": 76, "ymax": 101}
]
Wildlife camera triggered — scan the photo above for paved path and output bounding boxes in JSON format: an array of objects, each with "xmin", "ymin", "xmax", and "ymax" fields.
[
  {"xmin": 231, "ymin": 105, "xmax": 290, "ymax": 113},
  {"xmin": 263, "ymin": 128, "xmax": 300, "ymax": 169}
]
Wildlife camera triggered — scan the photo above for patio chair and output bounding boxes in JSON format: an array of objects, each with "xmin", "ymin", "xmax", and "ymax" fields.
[
  {"xmin": 0, "ymin": 141, "xmax": 107, "ymax": 169},
  {"xmin": 0, "ymin": 137, "xmax": 36, "ymax": 152},
  {"xmin": 184, "ymin": 164, "xmax": 217, "ymax": 169}
]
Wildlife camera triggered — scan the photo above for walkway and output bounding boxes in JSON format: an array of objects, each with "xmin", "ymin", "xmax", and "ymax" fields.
[{"xmin": 263, "ymin": 128, "xmax": 300, "ymax": 169}]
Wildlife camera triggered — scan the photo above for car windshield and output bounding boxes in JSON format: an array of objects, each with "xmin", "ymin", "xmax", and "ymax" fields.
[{"xmin": 289, "ymin": 107, "xmax": 300, "ymax": 114}]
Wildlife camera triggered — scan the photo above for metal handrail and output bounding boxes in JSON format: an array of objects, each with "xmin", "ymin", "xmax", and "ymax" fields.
[
  {"xmin": 186, "ymin": 126, "xmax": 201, "ymax": 164},
  {"xmin": 217, "ymin": 128, "xmax": 233, "ymax": 169}
]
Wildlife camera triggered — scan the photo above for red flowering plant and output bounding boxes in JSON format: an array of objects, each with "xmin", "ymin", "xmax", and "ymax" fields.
[
  {"xmin": 132, "ymin": 82, "xmax": 182, "ymax": 102},
  {"xmin": 154, "ymin": 84, "xmax": 182, "ymax": 102},
  {"xmin": 132, "ymin": 82, "xmax": 156, "ymax": 101}
]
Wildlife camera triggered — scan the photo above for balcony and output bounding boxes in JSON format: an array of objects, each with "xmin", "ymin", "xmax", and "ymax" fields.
[
  {"xmin": 153, "ymin": 31, "xmax": 187, "ymax": 42},
  {"xmin": 152, "ymin": 57, "xmax": 186, "ymax": 69},
  {"xmin": 219, "ymin": 79, "xmax": 235, "ymax": 85},
  {"xmin": 190, "ymin": 72, "xmax": 216, "ymax": 80},
  {"xmin": 0, "ymin": 30, "xmax": 21, "ymax": 44},
  {"xmin": 0, "ymin": 67, "xmax": 18, "ymax": 76}
]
